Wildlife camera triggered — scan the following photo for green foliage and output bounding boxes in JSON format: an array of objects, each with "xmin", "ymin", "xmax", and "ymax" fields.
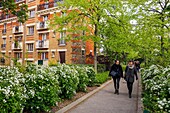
[
  {"xmin": 141, "ymin": 65, "xmax": 170, "ymax": 113},
  {"xmin": 0, "ymin": 64, "xmax": 97, "ymax": 112},
  {"xmin": 97, "ymin": 64, "xmax": 106, "ymax": 73},
  {"xmin": 1, "ymin": 0, "xmax": 28, "ymax": 23},
  {"xmin": 0, "ymin": 67, "xmax": 25, "ymax": 113},
  {"xmin": 23, "ymin": 64, "xmax": 60, "ymax": 112},
  {"xmin": 54, "ymin": 64, "xmax": 79, "ymax": 99},
  {"xmin": 96, "ymin": 71, "xmax": 110, "ymax": 84}
]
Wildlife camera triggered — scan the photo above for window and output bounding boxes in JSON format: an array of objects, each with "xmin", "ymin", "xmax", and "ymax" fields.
[
  {"xmin": 15, "ymin": 53, "xmax": 21, "ymax": 59},
  {"xmin": 29, "ymin": 10, "xmax": 35, "ymax": 18},
  {"xmin": 42, "ymin": 33, "xmax": 47, "ymax": 40},
  {"xmin": 27, "ymin": 43, "xmax": 33, "ymax": 51},
  {"xmin": 59, "ymin": 31, "xmax": 66, "ymax": 45},
  {"xmin": 28, "ymin": 26, "xmax": 34, "ymax": 35},
  {"xmin": 41, "ymin": 52, "xmax": 48, "ymax": 60},
  {"xmin": 43, "ymin": 15, "xmax": 48, "ymax": 21},
  {"xmin": 3, "ymin": 38, "xmax": 6, "ymax": 44},
  {"xmin": 52, "ymin": 51, "xmax": 55, "ymax": 58}
]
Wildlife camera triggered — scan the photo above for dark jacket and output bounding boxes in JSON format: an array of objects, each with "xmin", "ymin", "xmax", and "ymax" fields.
[
  {"xmin": 109, "ymin": 64, "xmax": 123, "ymax": 78},
  {"xmin": 125, "ymin": 66, "xmax": 138, "ymax": 83}
]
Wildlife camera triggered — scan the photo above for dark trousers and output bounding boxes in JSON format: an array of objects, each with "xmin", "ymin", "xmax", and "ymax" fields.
[
  {"xmin": 127, "ymin": 82, "xmax": 133, "ymax": 95},
  {"xmin": 112, "ymin": 77, "xmax": 120, "ymax": 90}
]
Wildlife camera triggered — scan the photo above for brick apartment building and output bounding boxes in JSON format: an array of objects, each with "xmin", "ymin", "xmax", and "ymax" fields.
[{"xmin": 0, "ymin": 0, "xmax": 94, "ymax": 66}]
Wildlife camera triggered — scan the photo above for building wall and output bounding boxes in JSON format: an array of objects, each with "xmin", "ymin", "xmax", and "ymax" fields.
[{"xmin": 0, "ymin": 0, "xmax": 94, "ymax": 66}]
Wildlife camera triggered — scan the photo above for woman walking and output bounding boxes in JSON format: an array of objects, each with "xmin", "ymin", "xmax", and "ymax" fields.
[
  {"xmin": 109, "ymin": 60, "xmax": 123, "ymax": 95},
  {"xmin": 125, "ymin": 60, "xmax": 138, "ymax": 98}
]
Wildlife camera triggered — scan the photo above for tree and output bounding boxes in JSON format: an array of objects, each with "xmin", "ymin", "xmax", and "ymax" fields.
[
  {"xmin": 50, "ymin": 0, "xmax": 125, "ymax": 72},
  {"xmin": 129, "ymin": 0, "xmax": 170, "ymax": 65},
  {"xmin": 1, "ymin": 0, "xmax": 28, "ymax": 23}
]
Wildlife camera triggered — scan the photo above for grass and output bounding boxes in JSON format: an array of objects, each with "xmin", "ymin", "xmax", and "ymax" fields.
[{"xmin": 96, "ymin": 71, "xmax": 111, "ymax": 84}]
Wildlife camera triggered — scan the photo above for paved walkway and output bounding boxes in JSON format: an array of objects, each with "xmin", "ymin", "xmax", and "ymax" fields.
[{"xmin": 67, "ymin": 77, "xmax": 142, "ymax": 113}]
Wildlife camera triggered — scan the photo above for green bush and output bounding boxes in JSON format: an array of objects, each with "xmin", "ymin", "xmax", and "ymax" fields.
[
  {"xmin": 0, "ymin": 67, "xmax": 25, "ymax": 113},
  {"xmin": 53, "ymin": 64, "xmax": 79, "ymax": 99},
  {"xmin": 97, "ymin": 64, "xmax": 106, "ymax": 73},
  {"xmin": 23, "ymin": 64, "xmax": 60, "ymax": 112},
  {"xmin": 0, "ymin": 64, "xmax": 97, "ymax": 112},
  {"xmin": 96, "ymin": 71, "xmax": 110, "ymax": 84},
  {"xmin": 72, "ymin": 65, "xmax": 89, "ymax": 92},
  {"xmin": 141, "ymin": 65, "xmax": 170, "ymax": 113}
]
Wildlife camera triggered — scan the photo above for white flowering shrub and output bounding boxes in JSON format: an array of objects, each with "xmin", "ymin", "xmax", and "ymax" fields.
[
  {"xmin": 51, "ymin": 64, "xmax": 79, "ymax": 99},
  {"xmin": 23, "ymin": 64, "xmax": 60, "ymax": 112},
  {"xmin": 141, "ymin": 65, "xmax": 170, "ymax": 113},
  {"xmin": 85, "ymin": 66, "xmax": 96, "ymax": 86},
  {"xmin": 0, "ymin": 67, "xmax": 25, "ymax": 113},
  {"xmin": 0, "ymin": 64, "xmax": 96, "ymax": 112},
  {"xmin": 72, "ymin": 65, "xmax": 89, "ymax": 92}
]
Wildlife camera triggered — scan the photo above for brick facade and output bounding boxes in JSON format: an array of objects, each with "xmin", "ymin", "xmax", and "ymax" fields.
[{"xmin": 0, "ymin": 0, "xmax": 94, "ymax": 66}]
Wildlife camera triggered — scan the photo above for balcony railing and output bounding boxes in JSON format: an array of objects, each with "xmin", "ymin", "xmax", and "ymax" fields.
[
  {"xmin": 1, "ymin": 44, "xmax": 6, "ymax": 48},
  {"xmin": 37, "ymin": 0, "xmax": 63, "ymax": 11},
  {"xmin": 0, "ymin": 14, "xmax": 15, "ymax": 20},
  {"xmin": 15, "ymin": 0, "xmax": 25, "ymax": 3},
  {"xmin": 37, "ymin": 21, "xmax": 48, "ymax": 29},
  {"xmin": 2, "ymin": 29, "xmax": 6, "ymax": 34},
  {"xmin": 58, "ymin": 39, "xmax": 66, "ymax": 46},
  {"xmin": 12, "ymin": 42, "xmax": 22, "ymax": 50},
  {"xmin": 36, "ymin": 40, "xmax": 49, "ymax": 49},
  {"xmin": 13, "ymin": 26, "xmax": 23, "ymax": 33}
]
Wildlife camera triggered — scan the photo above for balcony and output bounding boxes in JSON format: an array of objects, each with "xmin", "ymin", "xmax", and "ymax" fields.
[
  {"xmin": 36, "ymin": 40, "xmax": 49, "ymax": 49},
  {"xmin": 13, "ymin": 26, "xmax": 23, "ymax": 34},
  {"xmin": 58, "ymin": 39, "xmax": 66, "ymax": 46},
  {"xmin": 0, "ymin": 14, "xmax": 15, "ymax": 20},
  {"xmin": 37, "ymin": 0, "xmax": 63, "ymax": 11},
  {"xmin": 15, "ymin": 0, "xmax": 25, "ymax": 3},
  {"xmin": 2, "ymin": 29, "xmax": 6, "ymax": 34},
  {"xmin": 1, "ymin": 44, "xmax": 6, "ymax": 49},
  {"xmin": 12, "ymin": 42, "xmax": 22, "ymax": 50},
  {"xmin": 37, "ymin": 21, "xmax": 48, "ymax": 30}
]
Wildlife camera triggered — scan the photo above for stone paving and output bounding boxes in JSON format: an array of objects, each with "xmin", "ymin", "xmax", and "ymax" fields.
[{"xmin": 67, "ymin": 78, "xmax": 142, "ymax": 113}]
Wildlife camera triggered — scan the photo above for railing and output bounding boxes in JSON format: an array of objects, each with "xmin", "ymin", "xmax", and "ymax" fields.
[
  {"xmin": 58, "ymin": 39, "xmax": 66, "ymax": 46},
  {"xmin": 12, "ymin": 42, "xmax": 22, "ymax": 49},
  {"xmin": 15, "ymin": 0, "xmax": 25, "ymax": 3},
  {"xmin": 1, "ymin": 44, "xmax": 6, "ymax": 48},
  {"xmin": 2, "ymin": 29, "xmax": 6, "ymax": 34},
  {"xmin": 0, "ymin": 14, "xmax": 15, "ymax": 20},
  {"xmin": 37, "ymin": 21, "xmax": 48, "ymax": 29},
  {"xmin": 36, "ymin": 40, "xmax": 49, "ymax": 48},
  {"xmin": 37, "ymin": 0, "xmax": 63, "ymax": 11},
  {"xmin": 13, "ymin": 26, "xmax": 23, "ymax": 33}
]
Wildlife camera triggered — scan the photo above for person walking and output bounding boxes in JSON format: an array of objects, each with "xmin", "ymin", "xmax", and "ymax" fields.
[
  {"xmin": 109, "ymin": 60, "xmax": 123, "ymax": 95},
  {"xmin": 125, "ymin": 60, "xmax": 138, "ymax": 98}
]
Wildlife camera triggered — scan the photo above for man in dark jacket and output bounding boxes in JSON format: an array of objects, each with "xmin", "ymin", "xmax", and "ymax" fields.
[
  {"xmin": 125, "ymin": 60, "xmax": 138, "ymax": 98},
  {"xmin": 109, "ymin": 60, "xmax": 123, "ymax": 95}
]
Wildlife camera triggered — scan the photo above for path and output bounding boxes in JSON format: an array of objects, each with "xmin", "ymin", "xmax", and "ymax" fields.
[{"xmin": 67, "ymin": 78, "xmax": 142, "ymax": 113}]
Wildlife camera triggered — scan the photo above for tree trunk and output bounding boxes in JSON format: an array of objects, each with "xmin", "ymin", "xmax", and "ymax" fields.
[{"xmin": 94, "ymin": 24, "xmax": 98, "ymax": 73}]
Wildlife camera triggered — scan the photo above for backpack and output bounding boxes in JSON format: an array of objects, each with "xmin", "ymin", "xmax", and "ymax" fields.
[{"xmin": 125, "ymin": 67, "xmax": 135, "ymax": 83}]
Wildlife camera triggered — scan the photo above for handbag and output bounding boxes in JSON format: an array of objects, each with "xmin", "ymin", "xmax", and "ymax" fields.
[{"xmin": 110, "ymin": 71, "xmax": 118, "ymax": 77}]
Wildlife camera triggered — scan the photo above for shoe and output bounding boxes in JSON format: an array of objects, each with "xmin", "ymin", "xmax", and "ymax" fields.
[
  {"xmin": 114, "ymin": 90, "xmax": 117, "ymax": 94},
  {"xmin": 129, "ymin": 94, "xmax": 131, "ymax": 98},
  {"xmin": 117, "ymin": 90, "xmax": 119, "ymax": 95}
]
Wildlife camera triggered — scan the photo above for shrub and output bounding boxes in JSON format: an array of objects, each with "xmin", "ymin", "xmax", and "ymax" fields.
[
  {"xmin": 0, "ymin": 67, "xmax": 25, "ymax": 113},
  {"xmin": 85, "ymin": 66, "xmax": 97, "ymax": 86},
  {"xmin": 96, "ymin": 71, "xmax": 110, "ymax": 84},
  {"xmin": 53, "ymin": 64, "xmax": 79, "ymax": 99},
  {"xmin": 97, "ymin": 64, "xmax": 106, "ymax": 73},
  {"xmin": 141, "ymin": 65, "xmax": 170, "ymax": 113},
  {"xmin": 73, "ymin": 65, "xmax": 89, "ymax": 92},
  {"xmin": 23, "ymin": 64, "xmax": 60, "ymax": 112}
]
